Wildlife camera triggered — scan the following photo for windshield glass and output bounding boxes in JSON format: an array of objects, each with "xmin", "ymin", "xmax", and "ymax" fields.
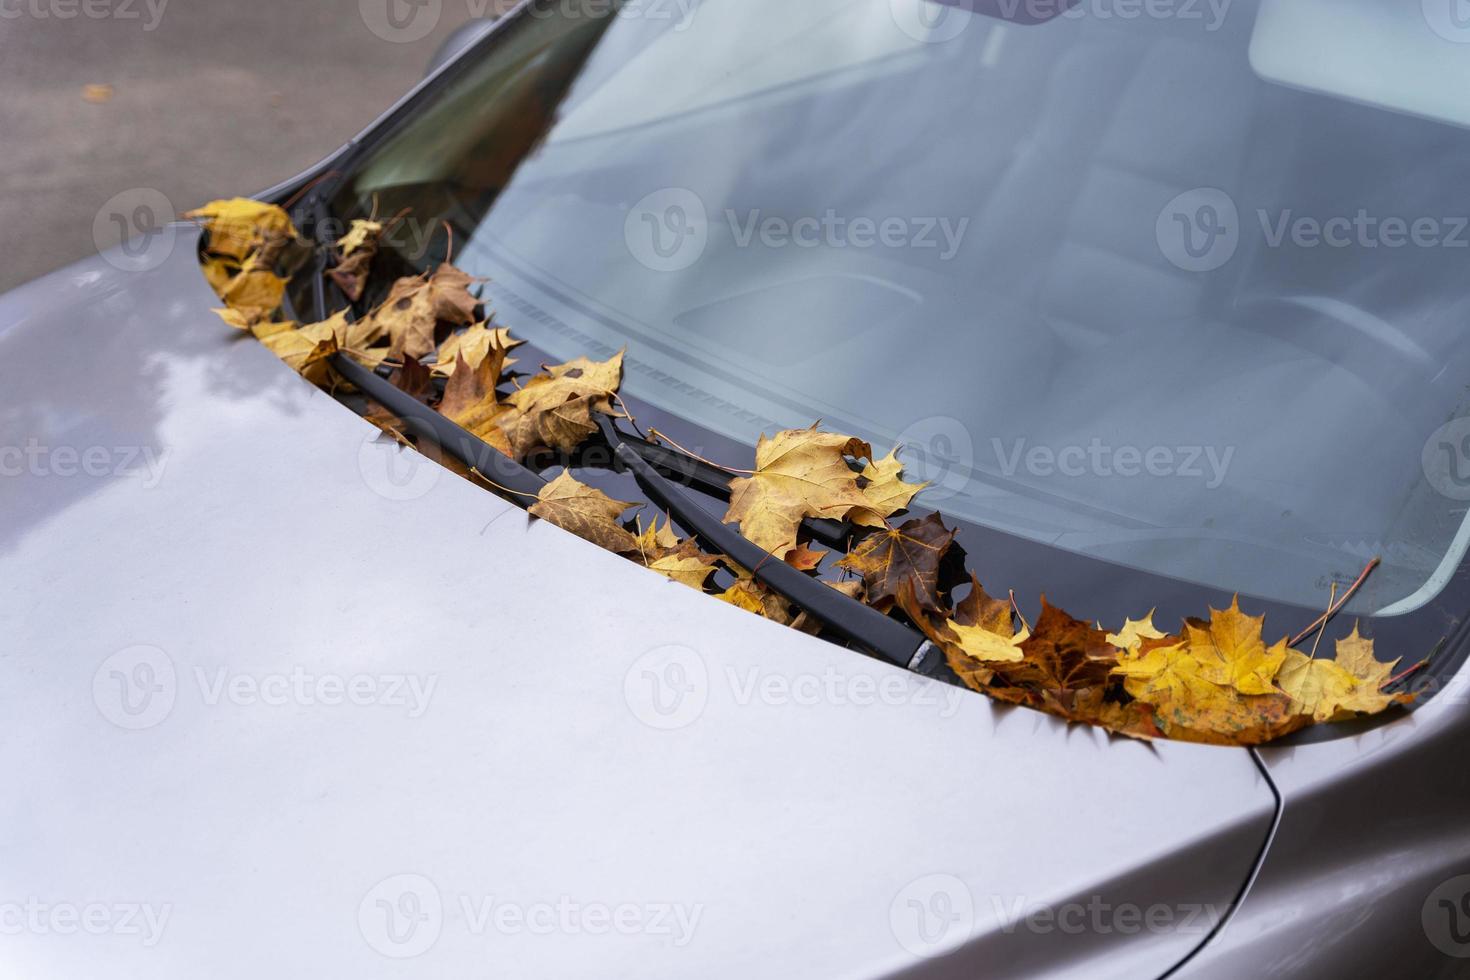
[{"xmin": 336, "ymin": 0, "xmax": 1470, "ymax": 616}]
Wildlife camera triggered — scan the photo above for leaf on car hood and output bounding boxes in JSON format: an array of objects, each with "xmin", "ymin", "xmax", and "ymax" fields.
[{"xmin": 187, "ymin": 198, "xmax": 297, "ymax": 263}]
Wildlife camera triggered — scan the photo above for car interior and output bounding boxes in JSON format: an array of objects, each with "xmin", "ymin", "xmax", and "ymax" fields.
[{"xmin": 345, "ymin": 0, "xmax": 1470, "ymax": 612}]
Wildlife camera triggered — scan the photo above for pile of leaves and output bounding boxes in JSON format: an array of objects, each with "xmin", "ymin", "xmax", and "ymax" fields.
[{"xmin": 190, "ymin": 198, "xmax": 1417, "ymax": 747}]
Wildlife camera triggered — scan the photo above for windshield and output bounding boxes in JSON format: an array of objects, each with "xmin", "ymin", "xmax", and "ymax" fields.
[{"xmin": 335, "ymin": 0, "xmax": 1470, "ymax": 616}]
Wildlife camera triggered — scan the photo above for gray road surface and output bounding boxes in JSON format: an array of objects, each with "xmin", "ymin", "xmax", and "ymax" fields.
[{"xmin": 0, "ymin": 0, "xmax": 512, "ymax": 293}]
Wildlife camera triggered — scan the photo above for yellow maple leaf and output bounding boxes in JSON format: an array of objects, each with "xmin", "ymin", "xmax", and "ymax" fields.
[
  {"xmin": 337, "ymin": 219, "xmax": 384, "ymax": 257},
  {"xmin": 717, "ymin": 577, "xmax": 795, "ymax": 625},
  {"xmin": 218, "ymin": 256, "xmax": 288, "ymax": 324},
  {"xmin": 1279, "ymin": 627, "xmax": 1405, "ymax": 721},
  {"xmin": 947, "ymin": 619, "xmax": 1030, "ymax": 664},
  {"xmin": 186, "ymin": 198, "xmax": 296, "ymax": 263},
  {"xmin": 648, "ymin": 546, "xmax": 719, "ymax": 591},
  {"xmin": 1106, "ymin": 612, "xmax": 1166, "ymax": 656},
  {"xmin": 725, "ymin": 425, "xmax": 873, "ymax": 559},
  {"xmin": 849, "ymin": 449, "xmax": 927, "ymax": 528},
  {"xmin": 1183, "ymin": 597, "xmax": 1288, "ymax": 697},
  {"xmin": 433, "ymin": 323, "xmax": 521, "ymax": 376},
  {"xmin": 1113, "ymin": 641, "xmax": 1212, "ymax": 706},
  {"xmin": 498, "ymin": 351, "xmax": 624, "ymax": 457},
  {"xmin": 251, "ymin": 319, "xmax": 337, "ymax": 385}
]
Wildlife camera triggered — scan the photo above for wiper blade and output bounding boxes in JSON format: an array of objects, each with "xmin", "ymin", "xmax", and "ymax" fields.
[
  {"xmin": 331, "ymin": 353, "xmax": 548, "ymax": 499},
  {"xmin": 613, "ymin": 435, "xmax": 851, "ymax": 551},
  {"xmin": 333, "ymin": 355, "xmax": 936, "ymax": 674},
  {"xmin": 596, "ymin": 414, "xmax": 941, "ymax": 675}
]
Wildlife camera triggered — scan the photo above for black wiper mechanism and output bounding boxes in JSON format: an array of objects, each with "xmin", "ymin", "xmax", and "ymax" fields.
[
  {"xmin": 331, "ymin": 353, "xmax": 548, "ymax": 498},
  {"xmin": 331, "ymin": 354, "xmax": 939, "ymax": 675},
  {"xmin": 596, "ymin": 415, "xmax": 941, "ymax": 675}
]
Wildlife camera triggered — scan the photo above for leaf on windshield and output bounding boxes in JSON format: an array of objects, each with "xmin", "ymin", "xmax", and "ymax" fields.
[
  {"xmin": 1278, "ymin": 627, "xmax": 1409, "ymax": 722},
  {"xmin": 836, "ymin": 512, "xmax": 960, "ymax": 615},
  {"xmin": 327, "ymin": 219, "xmax": 384, "ymax": 302},
  {"xmin": 851, "ymin": 449, "xmax": 928, "ymax": 528},
  {"xmin": 723, "ymin": 426, "xmax": 874, "ymax": 559},
  {"xmin": 498, "ymin": 350, "xmax": 624, "ymax": 459},
  {"xmin": 529, "ymin": 472, "xmax": 640, "ymax": 555},
  {"xmin": 434, "ymin": 323, "xmax": 522, "ymax": 376},
  {"xmin": 364, "ymin": 265, "xmax": 481, "ymax": 362}
]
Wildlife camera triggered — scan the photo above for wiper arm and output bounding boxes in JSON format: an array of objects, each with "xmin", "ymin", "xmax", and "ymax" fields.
[
  {"xmin": 596, "ymin": 415, "xmax": 941, "ymax": 675},
  {"xmin": 332, "ymin": 356, "xmax": 936, "ymax": 674},
  {"xmin": 331, "ymin": 353, "xmax": 549, "ymax": 498},
  {"xmin": 612, "ymin": 435, "xmax": 851, "ymax": 551}
]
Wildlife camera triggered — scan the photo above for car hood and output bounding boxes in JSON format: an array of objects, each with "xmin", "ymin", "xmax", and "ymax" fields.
[{"xmin": 0, "ymin": 233, "xmax": 1275, "ymax": 979}]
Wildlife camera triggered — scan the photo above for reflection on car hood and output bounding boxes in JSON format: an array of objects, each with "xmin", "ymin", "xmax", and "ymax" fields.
[{"xmin": 0, "ymin": 232, "xmax": 1274, "ymax": 979}]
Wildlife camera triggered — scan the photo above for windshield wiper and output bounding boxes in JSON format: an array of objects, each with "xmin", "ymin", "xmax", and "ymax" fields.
[
  {"xmin": 595, "ymin": 415, "xmax": 941, "ymax": 675},
  {"xmin": 331, "ymin": 353, "xmax": 549, "ymax": 498},
  {"xmin": 333, "ymin": 354, "xmax": 939, "ymax": 674},
  {"xmin": 608, "ymin": 433, "xmax": 852, "ymax": 551}
]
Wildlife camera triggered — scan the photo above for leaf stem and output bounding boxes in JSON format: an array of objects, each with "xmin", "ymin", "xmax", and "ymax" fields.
[
  {"xmin": 1308, "ymin": 582, "xmax": 1338, "ymax": 660},
  {"xmin": 1290, "ymin": 557, "xmax": 1380, "ymax": 649},
  {"xmin": 469, "ymin": 467, "xmax": 540, "ymax": 500},
  {"xmin": 647, "ymin": 427, "xmax": 756, "ymax": 476}
]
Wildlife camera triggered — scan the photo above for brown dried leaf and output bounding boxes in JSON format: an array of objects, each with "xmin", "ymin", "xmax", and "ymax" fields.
[{"xmin": 529, "ymin": 472, "xmax": 640, "ymax": 554}]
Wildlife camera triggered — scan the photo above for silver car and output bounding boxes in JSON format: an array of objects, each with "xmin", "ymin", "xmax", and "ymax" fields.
[{"xmin": 4, "ymin": 0, "xmax": 1470, "ymax": 976}]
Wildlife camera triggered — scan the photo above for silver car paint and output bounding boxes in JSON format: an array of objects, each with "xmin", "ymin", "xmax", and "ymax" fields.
[
  {"xmin": 0, "ymin": 234, "xmax": 1276, "ymax": 977},
  {"xmin": 1177, "ymin": 670, "xmax": 1470, "ymax": 977}
]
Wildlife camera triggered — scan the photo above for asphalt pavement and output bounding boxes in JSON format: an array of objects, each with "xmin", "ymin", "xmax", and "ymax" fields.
[{"xmin": 0, "ymin": 0, "xmax": 511, "ymax": 292}]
